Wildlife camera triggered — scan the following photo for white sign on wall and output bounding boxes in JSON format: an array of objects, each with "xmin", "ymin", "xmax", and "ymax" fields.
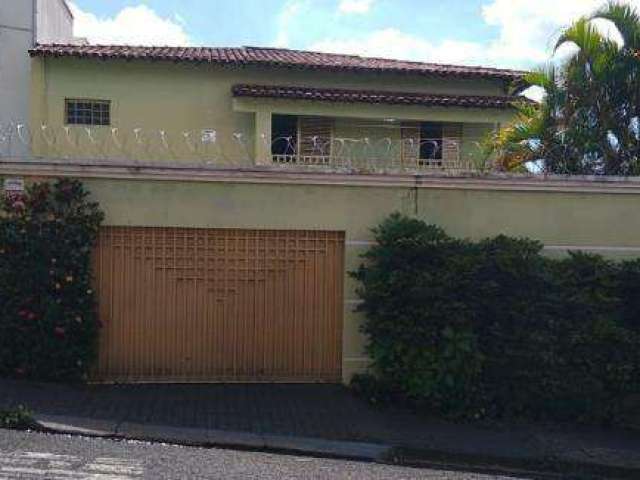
[{"xmin": 3, "ymin": 177, "xmax": 25, "ymax": 192}]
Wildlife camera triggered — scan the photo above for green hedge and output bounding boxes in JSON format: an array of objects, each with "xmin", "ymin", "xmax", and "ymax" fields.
[
  {"xmin": 0, "ymin": 179, "xmax": 104, "ymax": 382},
  {"xmin": 352, "ymin": 214, "xmax": 640, "ymax": 424}
]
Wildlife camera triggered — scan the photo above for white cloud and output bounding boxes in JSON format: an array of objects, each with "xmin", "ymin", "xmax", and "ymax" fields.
[
  {"xmin": 338, "ymin": 0, "xmax": 374, "ymax": 15},
  {"xmin": 68, "ymin": 2, "xmax": 191, "ymax": 46},
  {"xmin": 480, "ymin": 0, "xmax": 615, "ymax": 65},
  {"xmin": 311, "ymin": 29, "xmax": 487, "ymax": 65},
  {"xmin": 274, "ymin": 1, "xmax": 306, "ymax": 48},
  {"xmin": 309, "ymin": 0, "xmax": 640, "ymax": 69}
]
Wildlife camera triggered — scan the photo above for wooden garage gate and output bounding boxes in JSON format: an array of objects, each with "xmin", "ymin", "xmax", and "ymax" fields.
[{"xmin": 93, "ymin": 227, "xmax": 345, "ymax": 383}]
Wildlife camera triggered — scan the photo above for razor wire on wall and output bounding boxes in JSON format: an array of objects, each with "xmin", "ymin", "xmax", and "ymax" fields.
[{"xmin": 0, "ymin": 123, "xmax": 497, "ymax": 174}]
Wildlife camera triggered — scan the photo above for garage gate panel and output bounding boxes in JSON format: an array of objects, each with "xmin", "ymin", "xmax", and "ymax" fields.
[{"xmin": 93, "ymin": 227, "xmax": 345, "ymax": 383}]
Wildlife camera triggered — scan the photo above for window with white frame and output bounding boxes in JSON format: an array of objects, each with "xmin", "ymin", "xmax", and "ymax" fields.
[{"xmin": 65, "ymin": 99, "xmax": 111, "ymax": 126}]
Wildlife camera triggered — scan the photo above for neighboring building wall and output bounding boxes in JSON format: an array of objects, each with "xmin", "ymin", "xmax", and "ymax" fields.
[
  {"xmin": 36, "ymin": 0, "xmax": 74, "ymax": 44},
  {"xmin": 0, "ymin": 0, "xmax": 73, "ymax": 156},
  {"xmin": 0, "ymin": 0, "xmax": 35, "ymax": 146},
  {"xmin": 3, "ymin": 171, "xmax": 640, "ymax": 382},
  {"xmin": 30, "ymin": 57, "xmax": 515, "ymax": 163}
]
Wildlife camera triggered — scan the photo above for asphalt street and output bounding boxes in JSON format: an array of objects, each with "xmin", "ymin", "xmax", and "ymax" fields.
[{"xmin": 0, "ymin": 429, "xmax": 528, "ymax": 480}]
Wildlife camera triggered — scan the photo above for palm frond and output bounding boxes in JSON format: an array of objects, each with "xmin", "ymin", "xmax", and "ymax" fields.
[
  {"xmin": 482, "ymin": 102, "xmax": 547, "ymax": 171},
  {"xmin": 524, "ymin": 66, "xmax": 557, "ymax": 91},
  {"xmin": 485, "ymin": 1, "xmax": 640, "ymax": 176},
  {"xmin": 555, "ymin": 17, "xmax": 617, "ymax": 61},
  {"xmin": 592, "ymin": 1, "xmax": 640, "ymax": 51}
]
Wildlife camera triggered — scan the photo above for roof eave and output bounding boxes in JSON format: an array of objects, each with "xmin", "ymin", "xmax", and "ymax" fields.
[
  {"xmin": 232, "ymin": 84, "xmax": 527, "ymax": 110},
  {"xmin": 28, "ymin": 46, "xmax": 528, "ymax": 83}
]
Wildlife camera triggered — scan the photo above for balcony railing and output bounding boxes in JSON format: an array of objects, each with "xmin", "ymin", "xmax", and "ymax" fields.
[
  {"xmin": 271, "ymin": 154, "xmax": 467, "ymax": 170},
  {"xmin": 272, "ymin": 154, "xmax": 333, "ymax": 166},
  {"xmin": 269, "ymin": 136, "xmax": 473, "ymax": 171}
]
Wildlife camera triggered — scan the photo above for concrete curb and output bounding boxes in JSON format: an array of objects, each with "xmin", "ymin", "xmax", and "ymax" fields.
[
  {"xmin": 31, "ymin": 414, "xmax": 640, "ymax": 479},
  {"xmin": 35, "ymin": 415, "xmax": 119, "ymax": 438},
  {"xmin": 34, "ymin": 414, "xmax": 393, "ymax": 463}
]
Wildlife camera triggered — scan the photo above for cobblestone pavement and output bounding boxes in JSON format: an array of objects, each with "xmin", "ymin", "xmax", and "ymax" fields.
[
  {"xmin": 0, "ymin": 429, "xmax": 526, "ymax": 480},
  {"xmin": 0, "ymin": 382, "xmax": 384, "ymax": 440}
]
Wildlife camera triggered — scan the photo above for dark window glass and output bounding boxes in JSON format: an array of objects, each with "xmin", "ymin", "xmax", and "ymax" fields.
[
  {"xmin": 65, "ymin": 99, "xmax": 111, "ymax": 126},
  {"xmin": 271, "ymin": 114, "xmax": 298, "ymax": 156},
  {"xmin": 419, "ymin": 122, "xmax": 443, "ymax": 160}
]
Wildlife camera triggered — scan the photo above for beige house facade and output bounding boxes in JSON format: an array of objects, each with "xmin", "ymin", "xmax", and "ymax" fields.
[{"xmin": 28, "ymin": 45, "xmax": 523, "ymax": 171}]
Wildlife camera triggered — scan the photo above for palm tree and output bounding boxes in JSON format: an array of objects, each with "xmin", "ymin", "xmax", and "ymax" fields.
[{"xmin": 486, "ymin": 2, "xmax": 640, "ymax": 175}]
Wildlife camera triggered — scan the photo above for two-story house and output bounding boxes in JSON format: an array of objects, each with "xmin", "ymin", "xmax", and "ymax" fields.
[
  {"xmin": 18, "ymin": 43, "xmax": 528, "ymax": 385},
  {"xmin": 29, "ymin": 44, "xmax": 524, "ymax": 170}
]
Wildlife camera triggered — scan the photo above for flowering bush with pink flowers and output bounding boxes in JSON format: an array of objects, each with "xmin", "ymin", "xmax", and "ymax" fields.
[{"xmin": 0, "ymin": 179, "xmax": 104, "ymax": 381}]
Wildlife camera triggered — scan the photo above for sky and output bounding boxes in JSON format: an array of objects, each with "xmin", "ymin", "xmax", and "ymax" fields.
[{"xmin": 67, "ymin": 0, "xmax": 640, "ymax": 70}]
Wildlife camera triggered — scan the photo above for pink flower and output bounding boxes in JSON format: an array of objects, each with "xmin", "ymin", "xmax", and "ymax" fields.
[{"xmin": 54, "ymin": 326, "xmax": 66, "ymax": 339}]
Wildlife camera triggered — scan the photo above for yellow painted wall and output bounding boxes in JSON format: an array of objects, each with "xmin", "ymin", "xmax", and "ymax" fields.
[
  {"xmin": 30, "ymin": 57, "xmax": 513, "ymax": 164},
  {"xmin": 33, "ymin": 175, "xmax": 640, "ymax": 382}
]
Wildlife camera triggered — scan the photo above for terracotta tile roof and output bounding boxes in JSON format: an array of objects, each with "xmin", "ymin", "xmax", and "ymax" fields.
[
  {"xmin": 30, "ymin": 44, "xmax": 526, "ymax": 82},
  {"xmin": 232, "ymin": 84, "xmax": 524, "ymax": 109}
]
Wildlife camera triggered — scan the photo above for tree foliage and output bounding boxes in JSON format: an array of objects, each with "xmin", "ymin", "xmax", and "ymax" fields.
[{"xmin": 485, "ymin": 2, "xmax": 640, "ymax": 175}]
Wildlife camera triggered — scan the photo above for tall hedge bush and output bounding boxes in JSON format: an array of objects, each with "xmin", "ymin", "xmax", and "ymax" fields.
[
  {"xmin": 352, "ymin": 214, "xmax": 640, "ymax": 424},
  {"xmin": 0, "ymin": 179, "xmax": 104, "ymax": 381}
]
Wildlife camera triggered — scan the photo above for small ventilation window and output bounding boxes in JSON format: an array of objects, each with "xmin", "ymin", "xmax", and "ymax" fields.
[{"xmin": 65, "ymin": 99, "xmax": 111, "ymax": 126}]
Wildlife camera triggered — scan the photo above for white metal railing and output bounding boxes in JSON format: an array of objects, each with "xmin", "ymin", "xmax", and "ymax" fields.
[
  {"xmin": 272, "ymin": 154, "xmax": 333, "ymax": 166},
  {"xmin": 271, "ymin": 154, "xmax": 466, "ymax": 169},
  {"xmin": 270, "ymin": 136, "xmax": 466, "ymax": 171}
]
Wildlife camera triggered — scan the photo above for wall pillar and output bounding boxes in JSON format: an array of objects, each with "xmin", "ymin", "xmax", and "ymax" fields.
[
  {"xmin": 443, "ymin": 123, "xmax": 463, "ymax": 167},
  {"xmin": 254, "ymin": 110, "xmax": 272, "ymax": 166}
]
